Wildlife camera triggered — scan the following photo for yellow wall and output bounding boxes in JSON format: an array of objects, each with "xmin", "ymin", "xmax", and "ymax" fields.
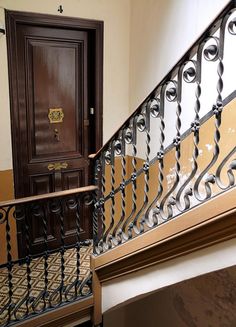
[
  {"xmin": 102, "ymin": 98, "xmax": 236, "ymax": 239},
  {"xmin": 0, "ymin": 170, "xmax": 18, "ymax": 264}
]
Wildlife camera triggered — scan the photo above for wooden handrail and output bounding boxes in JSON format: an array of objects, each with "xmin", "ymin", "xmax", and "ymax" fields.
[{"xmin": 0, "ymin": 185, "xmax": 98, "ymax": 207}]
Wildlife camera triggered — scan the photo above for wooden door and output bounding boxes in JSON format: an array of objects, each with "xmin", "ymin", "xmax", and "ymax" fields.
[{"xmin": 6, "ymin": 11, "xmax": 103, "ymax": 256}]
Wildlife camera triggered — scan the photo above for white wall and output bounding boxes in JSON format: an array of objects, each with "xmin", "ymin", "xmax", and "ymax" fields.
[
  {"xmin": 102, "ymin": 238, "xmax": 236, "ymax": 313},
  {"xmin": 129, "ymin": 0, "xmax": 229, "ymax": 111},
  {"xmin": 0, "ymin": 0, "xmax": 131, "ymax": 170},
  {"xmin": 104, "ymin": 262, "xmax": 236, "ymax": 327},
  {"xmin": 129, "ymin": 0, "xmax": 234, "ymax": 157}
]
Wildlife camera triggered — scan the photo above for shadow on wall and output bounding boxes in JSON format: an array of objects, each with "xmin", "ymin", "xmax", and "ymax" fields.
[{"xmin": 104, "ymin": 264, "xmax": 236, "ymax": 327}]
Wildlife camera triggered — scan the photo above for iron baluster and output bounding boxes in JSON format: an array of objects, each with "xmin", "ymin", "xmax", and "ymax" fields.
[
  {"xmin": 42, "ymin": 202, "xmax": 49, "ymax": 309},
  {"xmin": 145, "ymin": 92, "xmax": 164, "ymax": 226},
  {"xmin": 0, "ymin": 207, "xmax": 10, "ymax": 322},
  {"xmin": 175, "ymin": 59, "xmax": 200, "ymax": 211},
  {"xmin": 194, "ymin": 35, "xmax": 223, "ymax": 201},
  {"xmin": 6, "ymin": 208, "xmax": 13, "ymax": 324},
  {"xmin": 128, "ymin": 133, "xmax": 137, "ymax": 239},
  {"xmin": 159, "ymin": 80, "xmax": 179, "ymax": 220},
  {"xmin": 131, "ymin": 113, "xmax": 147, "ymax": 234},
  {"xmin": 61, "ymin": 199, "xmax": 66, "ymax": 303},
  {"xmin": 143, "ymin": 106, "xmax": 151, "ymax": 228},
  {"xmin": 24, "ymin": 204, "xmax": 32, "ymax": 316},
  {"xmin": 48, "ymin": 199, "xmax": 66, "ymax": 305},
  {"xmin": 103, "ymin": 144, "xmax": 115, "ymax": 248},
  {"xmin": 112, "ymin": 134, "xmax": 127, "ymax": 244},
  {"xmin": 93, "ymin": 159, "xmax": 101, "ymax": 254},
  {"xmin": 75, "ymin": 196, "xmax": 81, "ymax": 297},
  {"xmin": 121, "ymin": 122, "xmax": 137, "ymax": 240},
  {"xmin": 64, "ymin": 195, "xmax": 82, "ymax": 300},
  {"xmin": 100, "ymin": 154, "xmax": 106, "ymax": 250}
]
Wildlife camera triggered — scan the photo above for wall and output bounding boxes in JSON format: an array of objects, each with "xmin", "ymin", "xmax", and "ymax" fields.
[
  {"xmin": 129, "ymin": 0, "xmax": 235, "ymax": 158},
  {"xmin": 0, "ymin": 0, "xmax": 131, "ymax": 178},
  {"xmin": 102, "ymin": 238, "xmax": 236, "ymax": 313},
  {"xmin": 104, "ymin": 263, "xmax": 236, "ymax": 327},
  {"xmin": 0, "ymin": 170, "xmax": 18, "ymax": 264},
  {"xmin": 0, "ymin": 0, "xmax": 131, "ymax": 263},
  {"xmin": 129, "ymin": 0, "xmax": 229, "ymax": 111}
]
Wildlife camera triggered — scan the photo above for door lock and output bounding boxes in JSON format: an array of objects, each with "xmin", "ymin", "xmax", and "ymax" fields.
[
  {"xmin": 90, "ymin": 107, "xmax": 95, "ymax": 115},
  {"xmin": 54, "ymin": 128, "xmax": 60, "ymax": 142}
]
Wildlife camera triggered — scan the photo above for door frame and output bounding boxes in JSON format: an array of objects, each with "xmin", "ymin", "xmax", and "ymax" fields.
[{"xmin": 5, "ymin": 10, "xmax": 103, "ymax": 198}]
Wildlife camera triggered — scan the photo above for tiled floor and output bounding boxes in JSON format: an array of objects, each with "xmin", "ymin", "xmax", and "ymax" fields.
[{"xmin": 0, "ymin": 244, "xmax": 92, "ymax": 325}]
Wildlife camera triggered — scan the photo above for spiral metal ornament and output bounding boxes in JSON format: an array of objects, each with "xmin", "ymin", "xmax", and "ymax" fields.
[
  {"xmin": 49, "ymin": 198, "xmax": 61, "ymax": 214},
  {"xmin": 183, "ymin": 60, "xmax": 197, "ymax": 83},
  {"xmin": 78, "ymin": 273, "xmax": 92, "ymax": 297},
  {"xmin": 193, "ymin": 122, "xmax": 220, "ymax": 202},
  {"xmin": 114, "ymin": 140, "xmax": 122, "ymax": 155},
  {"xmin": 137, "ymin": 114, "xmax": 146, "ymax": 132},
  {"xmin": 215, "ymin": 147, "xmax": 236, "ymax": 189},
  {"xmin": 149, "ymin": 98, "xmax": 161, "ymax": 118},
  {"xmin": 0, "ymin": 207, "xmax": 7, "ymax": 224},
  {"xmin": 228, "ymin": 17, "xmax": 236, "ymax": 34},
  {"xmin": 31, "ymin": 291, "xmax": 48, "ymax": 313},
  {"xmin": 166, "ymin": 82, "xmax": 178, "ymax": 102},
  {"xmin": 65, "ymin": 196, "xmax": 77, "ymax": 210},
  {"xmin": 203, "ymin": 37, "xmax": 219, "ymax": 61},
  {"xmin": 124, "ymin": 127, "xmax": 133, "ymax": 144},
  {"xmin": 104, "ymin": 149, "xmax": 111, "ymax": 165},
  {"xmin": 14, "ymin": 205, "xmax": 26, "ymax": 221}
]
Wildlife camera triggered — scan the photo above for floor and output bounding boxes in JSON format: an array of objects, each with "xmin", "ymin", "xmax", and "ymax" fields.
[{"xmin": 0, "ymin": 244, "xmax": 92, "ymax": 325}]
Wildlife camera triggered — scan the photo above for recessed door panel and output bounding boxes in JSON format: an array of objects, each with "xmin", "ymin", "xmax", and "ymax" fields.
[{"xmin": 28, "ymin": 40, "xmax": 84, "ymax": 160}]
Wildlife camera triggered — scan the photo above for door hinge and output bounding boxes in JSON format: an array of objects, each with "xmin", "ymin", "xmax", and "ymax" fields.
[{"xmin": 90, "ymin": 107, "xmax": 95, "ymax": 115}]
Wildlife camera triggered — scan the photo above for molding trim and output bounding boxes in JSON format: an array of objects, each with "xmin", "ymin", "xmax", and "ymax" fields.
[
  {"xmin": 92, "ymin": 187, "xmax": 236, "ymax": 282},
  {"xmin": 15, "ymin": 297, "xmax": 93, "ymax": 327},
  {"xmin": 91, "ymin": 256, "xmax": 102, "ymax": 326}
]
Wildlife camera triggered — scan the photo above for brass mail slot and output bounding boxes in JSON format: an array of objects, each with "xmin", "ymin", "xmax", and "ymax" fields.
[
  {"xmin": 48, "ymin": 162, "xmax": 68, "ymax": 171},
  {"xmin": 48, "ymin": 108, "xmax": 64, "ymax": 124}
]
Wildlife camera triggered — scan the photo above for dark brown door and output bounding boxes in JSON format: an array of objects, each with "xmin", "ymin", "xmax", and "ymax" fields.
[{"xmin": 6, "ymin": 11, "xmax": 103, "ymax": 256}]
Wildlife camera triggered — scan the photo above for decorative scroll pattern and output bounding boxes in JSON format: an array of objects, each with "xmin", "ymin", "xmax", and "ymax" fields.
[
  {"xmin": 0, "ymin": 192, "xmax": 94, "ymax": 326},
  {"xmin": 93, "ymin": 4, "xmax": 236, "ymax": 254}
]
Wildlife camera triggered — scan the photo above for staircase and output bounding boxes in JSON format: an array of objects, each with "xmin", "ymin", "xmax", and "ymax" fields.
[{"xmin": 1, "ymin": 1, "xmax": 236, "ymax": 326}]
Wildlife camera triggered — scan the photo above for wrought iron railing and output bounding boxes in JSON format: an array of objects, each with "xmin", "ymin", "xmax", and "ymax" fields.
[
  {"xmin": 0, "ymin": 186, "xmax": 96, "ymax": 326},
  {"xmin": 92, "ymin": 1, "xmax": 236, "ymax": 254}
]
